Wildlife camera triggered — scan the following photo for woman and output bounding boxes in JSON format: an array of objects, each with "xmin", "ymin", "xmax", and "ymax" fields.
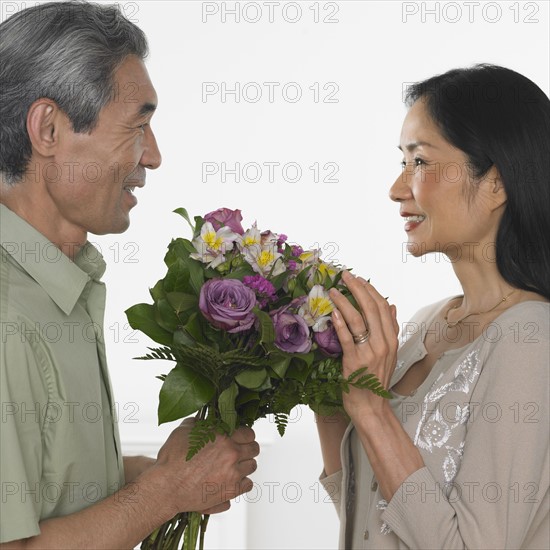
[{"xmin": 317, "ymin": 64, "xmax": 549, "ymax": 549}]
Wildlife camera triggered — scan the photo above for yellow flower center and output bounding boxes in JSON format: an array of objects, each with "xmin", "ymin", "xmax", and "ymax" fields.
[
  {"xmin": 309, "ymin": 296, "xmax": 333, "ymax": 317},
  {"xmin": 258, "ymin": 250, "xmax": 275, "ymax": 267},
  {"xmin": 318, "ymin": 263, "xmax": 336, "ymax": 278},
  {"xmin": 243, "ymin": 236, "xmax": 259, "ymax": 247},
  {"xmin": 203, "ymin": 231, "xmax": 224, "ymax": 251}
]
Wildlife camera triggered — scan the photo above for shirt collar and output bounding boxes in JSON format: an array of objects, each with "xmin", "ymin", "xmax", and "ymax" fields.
[{"xmin": 0, "ymin": 204, "xmax": 106, "ymax": 315}]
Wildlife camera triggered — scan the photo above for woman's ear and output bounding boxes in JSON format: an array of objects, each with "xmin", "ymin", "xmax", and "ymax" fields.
[
  {"xmin": 485, "ymin": 165, "xmax": 507, "ymax": 210},
  {"xmin": 26, "ymin": 98, "xmax": 62, "ymax": 158}
]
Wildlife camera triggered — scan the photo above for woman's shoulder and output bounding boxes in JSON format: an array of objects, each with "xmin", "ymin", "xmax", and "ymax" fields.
[{"xmin": 475, "ymin": 300, "xmax": 549, "ymax": 393}]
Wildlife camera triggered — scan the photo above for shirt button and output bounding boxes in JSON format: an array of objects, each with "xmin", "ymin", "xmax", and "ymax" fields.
[
  {"xmin": 371, "ymin": 480, "xmax": 378, "ymax": 491},
  {"xmin": 364, "ymin": 530, "xmax": 369, "ymax": 540}
]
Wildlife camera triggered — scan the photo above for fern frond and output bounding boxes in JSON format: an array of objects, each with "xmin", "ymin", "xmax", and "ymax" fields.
[
  {"xmin": 186, "ymin": 416, "xmax": 230, "ymax": 460},
  {"xmin": 135, "ymin": 346, "xmax": 177, "ymax": 361},
  {"xmin": 274, "ymin": 413, "xmax": 289, "ymax": 437},
  {"xmin": 348, "ymin": 373, "xmax": 392, "ymax": 399}
]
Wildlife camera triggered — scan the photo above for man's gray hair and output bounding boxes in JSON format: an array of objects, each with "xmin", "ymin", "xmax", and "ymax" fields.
[{"xmin": 0, "ymin": 1, "xmax": 149, "ymax": 184}]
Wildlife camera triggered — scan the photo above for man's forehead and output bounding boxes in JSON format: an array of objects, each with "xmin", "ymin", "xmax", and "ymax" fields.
[{"xmin": 112, "ymin": 56, "xmax": 158, "ymax": 116}]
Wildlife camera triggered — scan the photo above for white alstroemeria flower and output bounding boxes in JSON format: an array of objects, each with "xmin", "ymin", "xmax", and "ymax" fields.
[
  {"xmin": 307, "ymin": 261, "xmax": 340, "ymax": 287},
  {"xmin": 299, "ymin": 249, "xmax": 321, "ymax": 267},
  {"xmin": 237, "ymin": 224, "xmax": 262, "ymax": 252},
  {"xmin": 190, "ymin": 222, "xmax": 238, "ymax": 268},
  {"xmin": 260, "ymin": 230, "xmax": 278, "ymax": 246},
  {"xmin": 243, "ymin": 243, "xmax": 286, "ymax": 277},
  {"xmin": 299, "ymin": 284, "xmax": 334, "ymax": 332}
]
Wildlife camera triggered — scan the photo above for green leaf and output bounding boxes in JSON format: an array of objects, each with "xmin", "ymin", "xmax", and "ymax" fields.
[
  {"xmin": 173, "ymin": 207, "xmax": 195, "ymax": 232},
  {"xmin": 163, "ymin": 258, "xmax": 190, "ymax": 293},
  {"xmin": 149, "ymin": 279, "xmax": 166, "ymax": 301},
  {"xmin": 155, "ymin": 299, "xmax": 180, "ymax": 332},
  {"xmin": 193, "ymin": 216, "xmax": 205, "ymax": 239},
  {"xmin": 240, "ymin": 400, "xmax": 260, "ymax": 424},
  {"xmin": 235, "ymin": 368, "xmax": 267, "ymax": 389},
  {"xmin": 224, "ymin": 265, "xmax": 256, "ymax": 280},
  {"xmin": 187, "ymin": 255, "xmax": 205, "ymax": 296},
  {"xmin": 269, "ymin": 356, "xmax": 291, "ymax": 378},
  {"xmin": 125, "ymin": 303, "xmax": 173, "ymax": 346},
  {"xmin": 270, "ymin": 270, "xmax": 288, "ymax": 291},
  {"xmin": 164, "ymin": 238, "xmax": 191, "ymax": 268},
  {"xmin": 218, "ymin": 382, "xmax": 239, "ymax": 431},
  {"xmin": 172, "ymin": 327, "xmax": 196, "ymax": 347},
  {"xmin": 291, "ymin": 284, "xmax": 307, "ymax": 299},
  {"xmin": 235, "ymin": 390, "xmax": 260, "ymax": 406},
  {"xmin": 166, "ymin": 292, "xmax": 198, "ymax": 313},
  {"xmin": 288, "ymin": 351, "xmax": 315, "ymax": 367},
  {"xmin": 183, "ymin": 312, "xmax": 203, "ymax": 342},
  {"xmin": 253, "ymin": 307, "xmax": 275, "ymax": 346},
  {"xmin": 286, "ymin": 358, "xmax": 311, "ymax": 384},
  {"xmin": 158, "ymin": 364, "xmax": 215, "ymax": 424}
]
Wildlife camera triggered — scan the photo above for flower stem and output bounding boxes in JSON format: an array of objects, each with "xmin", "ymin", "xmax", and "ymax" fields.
[
  {"xmin": 199, "ymin": 515, "xmax": 210, "ymax": 550},
  {"xmin": 183, "ymin": 512, "xmax": 202, "ymax": 550}
]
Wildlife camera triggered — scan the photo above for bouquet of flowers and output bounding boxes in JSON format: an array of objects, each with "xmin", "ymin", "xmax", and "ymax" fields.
[{"xmin": 126, "ymin": 207, "xmax": 390, "ymax": 550}]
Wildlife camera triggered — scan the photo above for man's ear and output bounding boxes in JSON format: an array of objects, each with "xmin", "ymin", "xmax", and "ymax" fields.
[{"xmin": 26, "ymin": 98, "xmax": 63, "ymax": 158}]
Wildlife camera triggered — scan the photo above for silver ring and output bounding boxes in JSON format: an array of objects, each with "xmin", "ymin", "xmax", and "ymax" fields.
[{"xmin": 352, "ymin": 329, "xmax": 370, "ymax": 345}]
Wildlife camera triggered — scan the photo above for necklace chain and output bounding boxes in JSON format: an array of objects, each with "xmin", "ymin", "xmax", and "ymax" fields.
[{"xmin": 444, "ymin": 289, "xmax": 517, "ymax": 328}]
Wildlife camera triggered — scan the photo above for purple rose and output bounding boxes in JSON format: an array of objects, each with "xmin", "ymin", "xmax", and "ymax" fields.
[
  {"xmin": 199, "ymin": 278, "xmax": 257, "ymax": 333},
  {"xmin": 314, "ymin": 321, "xmax": 342, "ymax": 357},
  {"xmin": 204, "ymin": 208, "xmax": 244, "ymax": 235},
  {"xmin": 272, "ymin": 309, "xmax": 312, "ymax": 353}
]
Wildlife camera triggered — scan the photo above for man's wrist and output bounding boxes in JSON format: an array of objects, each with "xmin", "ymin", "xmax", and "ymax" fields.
[{"xmin": 133, "ymin": 463, "xmax": 179, "ymax": 524}]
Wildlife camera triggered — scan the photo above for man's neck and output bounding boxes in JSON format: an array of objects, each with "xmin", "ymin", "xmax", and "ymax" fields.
[{"xmin": 1, "ymin": 181, "xmax": 86, "ymax": 261}]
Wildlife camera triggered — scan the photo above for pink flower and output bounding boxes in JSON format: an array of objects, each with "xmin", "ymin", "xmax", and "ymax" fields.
[{"xmin": 204, "ymin": 208, "xmax": 245, "ymax": 235}]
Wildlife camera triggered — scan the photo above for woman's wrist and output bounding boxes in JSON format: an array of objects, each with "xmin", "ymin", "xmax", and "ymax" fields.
[{"xmin": 343, "ymin": 390, "xmax": 391, "ymax": 424}]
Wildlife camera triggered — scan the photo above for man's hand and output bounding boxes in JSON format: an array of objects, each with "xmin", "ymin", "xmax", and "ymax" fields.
[{"xmin": 144, "ymin": 418, "xmax": 259, "ymax": 516}]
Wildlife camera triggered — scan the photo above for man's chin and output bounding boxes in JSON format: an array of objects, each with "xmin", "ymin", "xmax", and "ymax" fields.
[{"xmin": 91, "ymin": 215, "xmax": 131, "ymax": 236}]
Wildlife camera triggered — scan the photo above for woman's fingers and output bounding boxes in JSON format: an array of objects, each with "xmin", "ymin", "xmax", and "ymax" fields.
[
  {"xmin": 331, "ymin": 308, "xmax": 358, "ymax": 356},
  {"xmin": 356, "ymin": 276, "xmax": 399, "ymax": 345},
  {"xmin": 329, "ymin": 285, "xmax": 367, "ymax": 337},
  {"xmin": 339, "ymin": 271, "xmax": 385, "ymax": 342},
  {"xmin": 390, "ymin": 304, "xmax": 399, "ymax": 336}
]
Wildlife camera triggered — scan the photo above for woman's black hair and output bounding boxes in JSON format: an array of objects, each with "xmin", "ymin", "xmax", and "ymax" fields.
[{"xmin": 405, "ymin": 64, "xmax": 550, "ymax": 301}]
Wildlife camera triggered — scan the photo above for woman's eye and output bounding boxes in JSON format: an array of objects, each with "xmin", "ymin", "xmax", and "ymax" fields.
[{"xmin": 401, "ymin": 158, "xmax": 425, "ymax": 170}]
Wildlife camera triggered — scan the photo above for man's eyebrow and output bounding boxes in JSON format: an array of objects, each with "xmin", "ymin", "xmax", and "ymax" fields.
[
  {"xmin": 135, "ymin": 102, "xmax": 157, "ymax": 118},
  {"xmin": 397, "ymin": 141, "xmax": 437, "ymax": 151}
]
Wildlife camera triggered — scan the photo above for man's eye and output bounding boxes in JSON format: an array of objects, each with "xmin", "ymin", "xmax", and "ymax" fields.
[{"xmin": 137, "ymin": 123, "xmax": 149, "ymax": 131}]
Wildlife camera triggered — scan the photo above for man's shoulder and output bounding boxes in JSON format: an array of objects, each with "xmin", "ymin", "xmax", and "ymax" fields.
[{"xmin": 1, "ymin": 244, "xmax": 53, "ymax": 322}]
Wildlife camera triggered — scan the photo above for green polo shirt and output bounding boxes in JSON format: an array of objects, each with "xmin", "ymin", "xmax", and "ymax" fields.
[{"xmin": 0, "ymin": 204, "xmax": 124, "ymax": 543}]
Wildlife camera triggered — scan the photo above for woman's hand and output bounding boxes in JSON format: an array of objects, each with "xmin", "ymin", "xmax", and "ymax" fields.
[{"xmin": 329, "ymin": 271, "xmax": 399, "ymax": 419}]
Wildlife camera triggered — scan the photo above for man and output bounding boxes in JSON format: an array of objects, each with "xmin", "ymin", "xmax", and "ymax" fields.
[{"xmin": 0, "ymin": 2, "xmax": 259, "ymax": 547}]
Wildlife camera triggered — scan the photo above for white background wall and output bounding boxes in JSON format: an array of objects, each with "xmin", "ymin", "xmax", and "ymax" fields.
[{"xmin": 4, "ymin": 1, "xmax": 548, "ymax": 548}]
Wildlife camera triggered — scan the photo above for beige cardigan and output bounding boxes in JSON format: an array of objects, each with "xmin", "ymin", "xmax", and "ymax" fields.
[{"xmin": 321, "ymin": 298, "xmax": 549, "ymax": 549}]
